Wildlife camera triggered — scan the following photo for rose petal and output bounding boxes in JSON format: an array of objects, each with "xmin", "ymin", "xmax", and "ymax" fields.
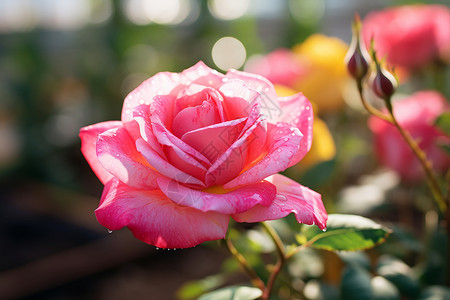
[
  {"xmin": 136, "ymin": 138, "xmax": 205, "ymax": 188},
  {"xmin": 172, "ymin": 101, "xmax": 221, "ymax": 138},
  {"xmin": 150, "ymin": 111, "xmax": 211, "ymax": 167},
  {"xmin": 277, "ymin": 92, "xmax": 314, "ymax": 166},
  {"xmin": 181, "ymin": 118, "xmax": 247, "ymax": 162},
  {"xmin": 157, "ymin": 177, "xmax": 276, "ymax": 214},
  {"xmin": 96, "ymin": 126, "xmax": 160, "ymax": 190},
  {"xmin": 96, "ymin": 178, "xmax": 229, "ymax": 248},
  {"xmin": 232, "ymin": 174, "xmax": 327, "ymax": 230},
  {"xmin": 80, "ymin": 121, "xmax": 122, "ymax": 184},
  {"xmin": 225, "ymin": 69, "xmax": 281, "ymax": 123},
  {"xmin": 134, "ymin": 105, "xmax": 166, "ymax": 158},
  {"xmin": 180, "ymin": 61, "xmax": 225, "ymax": 88},
  {"xmin": 205, "ymin": 104, "xmax": 266, "ymax": 186},
  {"xmin": 219, "ymin": 79, "xmax": 261, "ymax": 120},
  {"xmin": 122, "ymin": 72, "xmax": 180, "ymax": 123},
  {"xmin": 174, "ymin": 85, "xmax": 225, "ymax": 122},
  {"xmin": 224, "ymin": 122, "xmax": 303, "ymax": 189}
]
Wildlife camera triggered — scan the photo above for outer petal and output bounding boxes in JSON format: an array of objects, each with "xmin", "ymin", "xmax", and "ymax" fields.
[
  {"xmin": 232, "ymin": 174, "xmax": 327, "ymax": 230},
  {"xmin": 122, "ymin": 72, "xmax": 180, "ymax": 123},
  {"xmin": 180, "ymin": 61, "xmax": 225, "ymax": 88},
  {"xmin": 224, "ymin": 122, "xmax": 303, "ymax": 189},
  {"xmin": 277, "ymin": 92, "xmax": 314, "ymax": 166},
  {"xmin": 80, "ymin": 121, "xmax": 122, "ymax": 184},
  {"xmin": 97, "ymin": 126, "xmax": 160, "ymax": 189},
  {"xmin": 157, "ymin": 177, "xmax": 276, "ymax": 214},
  {"xmin": 96, "ymin": 178, "xmax": 229, "ymax": 248}
]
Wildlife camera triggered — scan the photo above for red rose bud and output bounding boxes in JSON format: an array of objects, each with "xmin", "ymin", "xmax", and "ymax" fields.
[
  {"xmin": 371, "ymin": 62, "xmax": 398, "ymax": 101},
  {"xmin": 345, "ymin": 14, "xmax": 371, "ymax": 82}
]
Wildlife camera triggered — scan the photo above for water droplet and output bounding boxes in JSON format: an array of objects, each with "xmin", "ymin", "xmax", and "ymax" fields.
[
  {"xmin": 225, "ymin": 90, "xmax": 234, "ymax": 97},
  {"xmin": 277, "ymin": 194, "xmax": 287, "ymax": 201},
  {"xmin": 116, "ymin": 153, "xmax": 120, "ymax": 157},
  {"xmin": 107, "ymin": 229, "xmax": 113, "ymax": 234},
  {"xmin": 125, "ymin": 109, "xmax": 131, "ymax": 115},
  {"xmin": 222, "ymin": 78, "xmax": 229, "ymax": 82},
  {"xmin": 283, "ymin": 138, "xmax": 289, "ymax": 142},
  {"xmin": 156, "ymin": 247, "xmax": 160, "ymax": 250},
  {"xmin": 305, "ymin": 106, "xmax": 311, "ymax": 110},
  {"xmin": 322, "ymin": 228, "xmax": 327, "ymax": 232},
  {"xmin": 277, "ymin": 148, "xmax": 282, "ymax": 153},
  {"xmin": 139, "ymin": 99, "xmax": 145, "ymax": 104}
]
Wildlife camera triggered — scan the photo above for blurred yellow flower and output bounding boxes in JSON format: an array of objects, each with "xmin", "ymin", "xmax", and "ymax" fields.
[
  {"xmin": 292, "ymin": 34, "xmax": 350, "ymax": 114},
  {"xmin": 275, "ymin": 85, "xmax": 336, "ymax": 171}
]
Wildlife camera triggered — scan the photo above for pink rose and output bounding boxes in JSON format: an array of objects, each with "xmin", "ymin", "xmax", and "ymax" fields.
[
  {"xmin": 80, "ymin": 62, "xmax": 327, "ymax": 248},
  {"xmin": 369, "ymin": 91, "xmax": 450, "ymax": 182},
  {"xmin": 245, "ymin": 48, "xmax": 305, "ymax": 88},
  {"xmin": 363, "ymin": 5, "xmax": 450, "ymax": 70}
]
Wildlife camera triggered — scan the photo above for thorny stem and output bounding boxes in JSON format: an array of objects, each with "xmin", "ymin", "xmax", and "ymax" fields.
[
  {"xmin": 261, "ymin": 222, "xmax": 286, "ymax": 300},
  {"xmin": 385, "ymin": 103, "xmax": 447, "ymax": 213},
  {"xmin": 356, "ymin": 81, "xmax": 447, "ymax": 213},
  {"xmin": 225, "ymin": 237, "xmax": 266, "ymax": 292}
]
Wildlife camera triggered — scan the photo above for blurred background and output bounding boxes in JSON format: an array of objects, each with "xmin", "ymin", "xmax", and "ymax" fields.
[{"xmin": 1, "ymin": 0, "xmax": 449, "ymax": 299}]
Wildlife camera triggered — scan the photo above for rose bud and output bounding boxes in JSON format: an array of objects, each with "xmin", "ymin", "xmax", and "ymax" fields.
[
  {"xmin": 345, "ymin": 15, "xmax": 371, "ymax": 82},
  {"xmin": 370, "ymin": 60, "xmax": 398, "ymax": 101}
]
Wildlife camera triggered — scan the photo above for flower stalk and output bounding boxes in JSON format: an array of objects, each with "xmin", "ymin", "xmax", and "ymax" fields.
[{"xmin": 346, "ymin": 15, "xmax": 447, "ymax": 213}]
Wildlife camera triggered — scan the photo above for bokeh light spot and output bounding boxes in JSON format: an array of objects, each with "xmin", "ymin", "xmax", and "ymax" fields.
[{"xmin": 212, "ymin": 37, "xmax": 246, "ymax": 71}]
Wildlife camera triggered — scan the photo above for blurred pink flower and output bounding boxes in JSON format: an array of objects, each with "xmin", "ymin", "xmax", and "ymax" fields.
[
  {"xmin": 362, "ymin": 5, "xmax": 450, "ymax": 71},
  {"xmin": 245, "ymin": 48, "xmax": 305, "ymax": 88},
  {"xmin": 369, "ymin": 91, "xmax": 450, "ymax": 182},
  {"xmin": 80, "ymin": 62, "xmax": 327, "ymax": 248}
]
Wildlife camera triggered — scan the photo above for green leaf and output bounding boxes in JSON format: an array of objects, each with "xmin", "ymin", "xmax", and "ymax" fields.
[
  {"xmin": 302, "ymin": 214, "xmax": 391, "ymax": 251},
  {"xmin": 340, "ymin": 266, "xmax": 372, "ymax": 300},
  {"xmin": 176, "ymin": 274, "xmax": 225, "ymax": 300},
  {"xmin": 419, "ymin": 286, "xmax": 450, "ymax": 300},
  {"xmin": 198, "ymin": 286, "xmax": 263, "ymax": 300},
  {"xmin": 376, "ymin": 256, "xmax": 420, "ymax": 298},
  {"xmin": 341, "ymin": 266, "xmax": 400, "ymax": 300},
  {"xmin": 435, "ymin": 112, "xmax": 450, "ymax": 135}
]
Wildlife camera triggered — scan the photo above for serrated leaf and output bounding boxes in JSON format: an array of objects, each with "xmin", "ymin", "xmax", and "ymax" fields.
[
  {"xmin": 435, "ymin": 112, "xmax": 450, "ymax": 135},
  {"xmin": 302, "ymin": 214, "xmax": 391, "ymax": 251},
  {"xmin": 198, "ymin": 286, "xmax": 263, "ymax": 300}
]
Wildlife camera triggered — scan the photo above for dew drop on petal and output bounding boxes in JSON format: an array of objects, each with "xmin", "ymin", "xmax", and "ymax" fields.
[
  {"xmin": 107, "ymin": 229, "xmax": 113, "ymax": 234},
  {"xmin": 125, "ymin": 109, "xmax": 131, "ymax": 115},
  {"xmin": 283, "ymin": 138, "xmax": 289, "ymax": 142},
  {"xmin": 305, "ymin": 106, "xmax": 311, "ymax": 110}
]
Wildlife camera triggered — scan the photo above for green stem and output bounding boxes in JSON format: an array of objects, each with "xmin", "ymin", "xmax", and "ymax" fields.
[
  {"xmin": 225, "ymin": 236, "xmax": 265, "ymax": 291},
  {"xmin": 261, "ymin": 222, "xmax": 286, "ymax": 300}
]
